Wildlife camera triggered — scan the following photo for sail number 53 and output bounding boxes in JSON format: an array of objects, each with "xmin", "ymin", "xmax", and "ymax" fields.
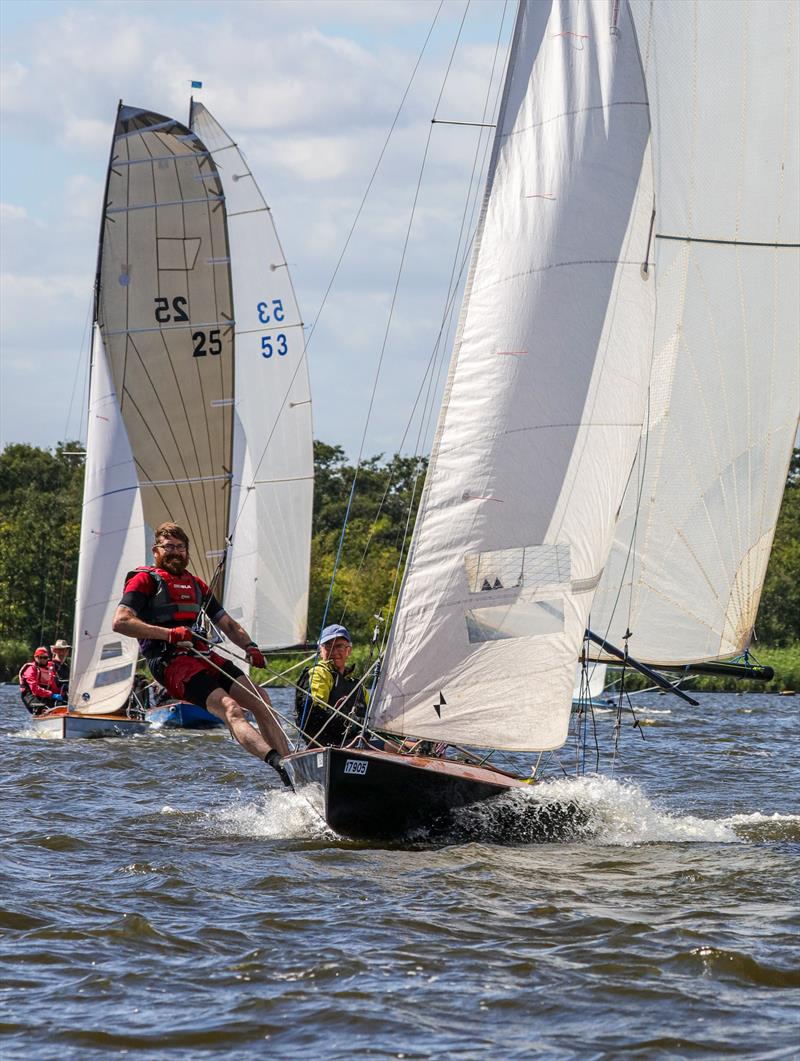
[{"xmin": 261, "ymin": 334, "xmax": 287, "ymax": 358}]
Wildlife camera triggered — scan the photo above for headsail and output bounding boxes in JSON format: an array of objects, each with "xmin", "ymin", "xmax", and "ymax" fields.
[
  {"xmin": 189, "ymin": 103, "xmax": 313, "ymax": 649},
  {"xmin": 97, "ymin": 105, "xmax": 235, "ymax": 588},
  {"xmin": 590, "ymin": 0, "xmax": 800, "ymax": 665},
  {"xmin": 372, "ymin": 0, "xmax": 655, "ymax": 751},
  {"xmin": 69, "ymin": 326, "xmax": 147, "ymax": 714}
]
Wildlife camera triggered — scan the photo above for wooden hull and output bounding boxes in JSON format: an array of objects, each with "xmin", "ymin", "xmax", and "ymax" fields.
[
  {"xmin": 30, "ymin": 709, "xmax": 149, "ymax": 739},
  {"xmin": 147, "ymin": 702, "xmax": 224, "ymax": 729},
  {"xmin": 284, "ymin": 746, "xmax": 586, "ymax": 843}
]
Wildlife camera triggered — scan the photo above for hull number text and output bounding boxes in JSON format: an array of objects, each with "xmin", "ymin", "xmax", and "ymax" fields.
[{"xmin": 344, "ymin": 759, "xmax": 368, "ymax": 776}]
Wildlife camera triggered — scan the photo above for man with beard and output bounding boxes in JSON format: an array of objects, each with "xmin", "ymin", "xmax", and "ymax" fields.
[{"xmin": 112, "ymin": 522, "xmax": 291, "ymax": 784}]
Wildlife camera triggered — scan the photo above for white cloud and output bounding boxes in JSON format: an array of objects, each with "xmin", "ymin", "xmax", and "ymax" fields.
[
  {"xmin": 0, "ymin": 202, "xmax": 28, "ymax": 222},
  {"xmin": 0, "ymin": 0, "xmax": 513, "ymax": 456}
]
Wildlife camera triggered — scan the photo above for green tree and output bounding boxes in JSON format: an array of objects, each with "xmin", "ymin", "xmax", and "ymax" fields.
[
  {"xmin": 0, "ymin": 443, "xmax": 83, "ymax": 678},
  {"xmin": 756, "ymin": 447, "xmax": 800, "ymax": 646}
]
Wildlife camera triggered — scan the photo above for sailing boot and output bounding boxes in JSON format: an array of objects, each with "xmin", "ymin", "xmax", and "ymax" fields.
[{"xmin": 265, "ymin": 749, "xmax": 294, "ymax": 789}]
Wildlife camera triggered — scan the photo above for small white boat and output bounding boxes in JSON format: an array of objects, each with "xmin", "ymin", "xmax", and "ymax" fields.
[{"xmin": 30, "ymin": 708, "xmax": 148, "ymax": 739}]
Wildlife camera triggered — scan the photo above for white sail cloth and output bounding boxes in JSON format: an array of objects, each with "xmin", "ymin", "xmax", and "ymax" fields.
[
  {"xmin": 190, "ymin": 103, "xmax": 313, "ymax": 649},
  {"xmin": 373, "ymin": 0, "xmax": 655, "ymax": 751},
  {"xmin": 590, "ymin": 0, "xmax": 800, "ymax": 665},
  {"xmin": 70, "ymin": 327, "xmax": 147, "ymax": 714}
]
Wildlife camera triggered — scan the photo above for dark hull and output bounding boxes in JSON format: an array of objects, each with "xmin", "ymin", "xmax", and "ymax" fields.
[{"xmin": 285, "ymin": 746, "xmax": 585, "ymax": 843}]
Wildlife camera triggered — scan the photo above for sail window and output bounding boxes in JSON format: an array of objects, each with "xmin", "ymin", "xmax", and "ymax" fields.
[
  {"xmin": 465, "ymin": 599, "xmax": 564, "ymax": 643},
  {"xmin": 99, "ymin": 641, "xmax": 124, "ymax": 660},
  {"xmin": 158, "ymin": 237, "xmax": 201, "ymax": 271},
  {"xmin": 464, "ymin": 544, "xmax": 571, "ymax": 595},
  {"xmin": 94, "ymin": 664, "xmax": 134, "ymax": 687}
]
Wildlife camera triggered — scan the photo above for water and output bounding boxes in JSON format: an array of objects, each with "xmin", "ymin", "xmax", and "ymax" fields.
[{"xmin": 2, "ymin": 685, "xmax": 798, "ymax": 1059}]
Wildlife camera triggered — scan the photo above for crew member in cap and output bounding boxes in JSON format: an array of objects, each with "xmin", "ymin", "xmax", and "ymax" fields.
[
  {"xmin": 49, "ymin": 638, "xmax": 71, "ymax": 697},
  {"xmin": 19, "ymin": 647, "xmax": 64, "ymax": 715},
  {"xmin": 295, "ymin": 624, "xmax": 368, "ymax": 747}
]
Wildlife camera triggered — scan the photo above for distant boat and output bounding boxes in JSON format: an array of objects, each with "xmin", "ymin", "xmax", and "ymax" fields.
[
  {"xmin": 147, "ymin": 701, "xmax": 224, "ymax": 729},
  {"xmin": 284, "ymin": 0, "xmax": 798, "ymax": 841},
  {"xmin": 33, "ymin": 100, "xmax": 312, "ymax": 739}
]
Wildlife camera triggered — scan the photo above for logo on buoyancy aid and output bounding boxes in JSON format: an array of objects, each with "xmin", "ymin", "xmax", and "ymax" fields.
[{"xmin": 126, "ymin": 565, "xmax": 204, "ymax": 626}]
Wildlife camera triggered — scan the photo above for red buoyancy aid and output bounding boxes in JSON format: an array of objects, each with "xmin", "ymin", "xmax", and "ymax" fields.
[
  {"xmin": 19, "ymin": 662, "xmax": 58, "ymax": 699},
  {"xmin": 125, "ymin": 566, "xmax": 205, "ymax": 627}
]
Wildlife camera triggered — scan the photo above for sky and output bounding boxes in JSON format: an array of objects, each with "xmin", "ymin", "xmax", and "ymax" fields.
[{"xmin": 0, "ymin": 0, "xmax": 515, "ymax": 460}]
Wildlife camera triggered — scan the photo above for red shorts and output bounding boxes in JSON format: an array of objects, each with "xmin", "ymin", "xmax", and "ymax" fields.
[{"xmin": 163, "ymin": 651, "xmax": 244, "ymax": 707}]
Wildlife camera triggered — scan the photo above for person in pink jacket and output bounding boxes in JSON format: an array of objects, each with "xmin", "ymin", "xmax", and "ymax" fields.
[{"xmin": 19, "ymin": 647, "xmax": 63, "ymax": 715}]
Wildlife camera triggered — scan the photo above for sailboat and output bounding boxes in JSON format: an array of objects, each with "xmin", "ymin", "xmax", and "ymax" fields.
[
  {"xmin": 33, "ymin": 101, "xmax": 313, "ymax": 738},
  {"xmin": 283, "ymin": 0, "xmax": 799, "ymax": 840}
]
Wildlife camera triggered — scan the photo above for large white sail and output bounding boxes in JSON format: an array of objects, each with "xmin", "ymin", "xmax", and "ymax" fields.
[
  {"xmin": 97, "ymin": 105, "xmax": 235, "ymax": 588},
  {"xmin": 70, "ymin": 326, "xmax": 147, "ymax": 714},
  {"xmin": 189, "ymin": 103, "xmax": 313, "ymax": 649},
  {"xmin": 591, "ymin": 0, "xmax": 800, "ymax": 665},
  {"xmin": 372, "ymin": 0, "xmax": 655, "ymax": 751}
]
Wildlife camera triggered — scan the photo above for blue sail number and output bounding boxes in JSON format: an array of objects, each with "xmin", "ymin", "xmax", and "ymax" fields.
[
  {"xmin": 257, "ymin": 299, "xmax": 285, "ymax": 324},
  {"xmin": 261, "ymin": 334, "xmax": 288, "ymax": 359}
]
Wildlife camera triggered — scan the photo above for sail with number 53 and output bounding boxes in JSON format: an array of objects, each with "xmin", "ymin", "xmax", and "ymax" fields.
[{"xmin": 69, "ymin": 102, "xmax": 313, "ymax": 717}]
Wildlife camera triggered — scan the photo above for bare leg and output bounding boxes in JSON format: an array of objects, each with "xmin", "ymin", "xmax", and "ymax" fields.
[
  {"xmin": 226, "ymin": 677, "xmax": 290, "ymax": 757},
  {"xmin": 205, "ymin": 689, "xmax": 274, "ymax": 760}
]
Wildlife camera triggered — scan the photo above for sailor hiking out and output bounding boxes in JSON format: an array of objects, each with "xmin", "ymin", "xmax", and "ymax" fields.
[{"xmin": 112, "ymin": 522, "xmax": 291, "ymax": 784}]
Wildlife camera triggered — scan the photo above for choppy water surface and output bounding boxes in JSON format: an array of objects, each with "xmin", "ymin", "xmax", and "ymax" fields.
[{"xmin": 2, "ymin": 685, "xmax": 798, "ymax": 1058}]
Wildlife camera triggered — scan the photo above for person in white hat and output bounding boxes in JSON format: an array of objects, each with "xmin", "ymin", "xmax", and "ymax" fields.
[{"xmin": 49, "ymin": 639, "xmax": 71, "ymax": 697}]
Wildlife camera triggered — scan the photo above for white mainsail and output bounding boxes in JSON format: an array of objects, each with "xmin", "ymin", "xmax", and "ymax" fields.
[
  {"xmin": 372, "ymin": 0, "xmax": 656, "ymax": 751},
  {"xmin": 189, "ymin": 103, "xmax": 313, "ymax": 649},
  {"xmin": 590, "ymin": 0, "xmax": 800, "ymax": 665},
  {"xmin": 69, "ymin": 326, "xmax": 147, "ymax": 714}
]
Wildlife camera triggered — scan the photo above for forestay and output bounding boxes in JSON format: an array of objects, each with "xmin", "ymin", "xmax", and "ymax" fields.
[
  {"xmin": 373, "ymin": 0, "xmax": 655, "ymax": 751},
  {"xmin": 70, "ymin": 327, "xmax": 147, "ymax": 714},
  {"xmin": 590, "ymin": 0, "xmax": 800, "ymax": 665},
  {"xmin": 98, "ymin": 105, "xmax": 234, "ymax": 588},
  {"xmin": 190, "ymin": 103, "xmax": 313, "ymax": 649}
]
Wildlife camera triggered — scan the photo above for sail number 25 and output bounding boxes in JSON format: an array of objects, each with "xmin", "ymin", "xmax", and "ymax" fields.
[
  {"xmin": 258, "ymin": 299, "xmax": 287, "ymax": 358},
  {"xmin": 152, "ymin": 297, "xmax": 221, "ymax": 357}
]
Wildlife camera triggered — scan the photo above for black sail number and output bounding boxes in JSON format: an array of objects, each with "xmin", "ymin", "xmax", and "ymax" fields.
[
  {"xmin": 193, "ymin": 329, "xmax": 222, "ymax": 357},
  {"xmin": 154, "ymin": 296, "xmax": 189, "ymax": 323}
]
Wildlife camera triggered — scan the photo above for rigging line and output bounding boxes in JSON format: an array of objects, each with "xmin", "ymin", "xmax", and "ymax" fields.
[
  {"xmin": 378, "ymin": 81, "xmax": 505, "ymax": 655},
  {"xmin": 303, "ymin": 0, "xmax": 445, "ymax": 352},
  {"xmin": 64, "ymin": 296, "xmax": 94, "ymax": 442},
  {"xmin": 222, "ymin": 1, "xmax": 445, "ymax": 551},
  {"xmin": 431, "ymin": 119, "xmax": 497, "ymax": 127},
  {"xmin": 320, "ymin": 1, "xmax": 473, "ymax": 641}
]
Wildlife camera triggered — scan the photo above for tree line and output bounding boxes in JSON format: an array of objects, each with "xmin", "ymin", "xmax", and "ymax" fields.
[{"xmin": 0, "ymin": 441, "xmax": 797, "ymax": 681}]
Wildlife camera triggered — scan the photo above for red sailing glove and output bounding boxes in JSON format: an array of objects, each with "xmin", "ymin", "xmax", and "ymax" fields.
[
  {"xmin": 167, "ymin": 626, "xmax": 194, "ymax": 647},
  {"xmin": 245, "ymin": 642, "xmax": 266, "ymax": 669}
]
